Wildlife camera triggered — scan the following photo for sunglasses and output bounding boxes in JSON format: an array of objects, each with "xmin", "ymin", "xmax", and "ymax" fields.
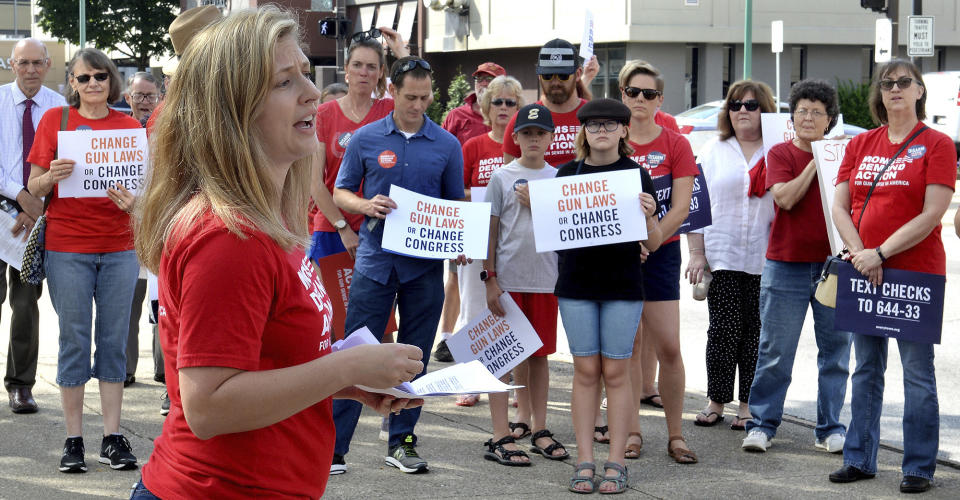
[
  {"xmin": 623, "ymin": 87, "xmax": 661, "ymax": 100},
  {"xmin": 73, "ymin": 72, "xmax": 109, "ymax": 84},
  {"xmin": 350, "ymin": 28, "xmax": 381, "ymax": 44},
  {"xmin": 540, "ymin": 73, "xmax": 571, "ymax": 82},
  {"xmin": 879, "ymin": 76, "xmax": 917, "ymax": 91},
  {"xmin": 490, "ymin": 98, "xmax": 517, "ymax": 107},
  {"xmin": 391, "ymin": 58, "xmax": 432, "ymax": 81},
  {"xmin": 474, "ymin": 75, "xmax": 495, "ymax": 84},
  {"xmin": 584, "ymin": 120, "xmax": 622, "ymax": 133},
  {"xmin": 729, "ymin": 99, "xmax": 760, "ymax": 112}
]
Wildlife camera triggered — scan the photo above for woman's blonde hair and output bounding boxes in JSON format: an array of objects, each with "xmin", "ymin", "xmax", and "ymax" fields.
[
  {"xmin": 479, "ymin": 75, "xmax": 524, "ymax": 127},
  {"xmin": 574, "ymin": 127, "xmax": 634, "ymax": 161},
  {"xmin": 617, "ymin": 59, "xmax": 663, "ymax": 92},
  {"xmin": 135, "ymin": 6, "xmax": 311, "ymax": 272}
]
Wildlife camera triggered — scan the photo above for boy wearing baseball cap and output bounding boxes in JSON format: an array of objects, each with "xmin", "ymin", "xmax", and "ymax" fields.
[{"xmin": 480, "ymin": 103, "xmax": 568, "ymax": 465}]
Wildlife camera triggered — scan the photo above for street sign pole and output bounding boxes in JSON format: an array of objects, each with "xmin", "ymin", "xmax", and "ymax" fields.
[
  {"xmin": 743, "ymin": 0, "xmax": 753, "ymax": 79},
  {"xmin": 772, "ymin": 20, "xmax": 783, "ymax": 106}
]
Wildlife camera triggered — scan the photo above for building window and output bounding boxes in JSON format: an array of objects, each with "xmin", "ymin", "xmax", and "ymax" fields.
[
  {"xmin": 861, "ymin": 47, "xmax": 875, "ymax": 83},
  {"xmin": 722, "ymin": 45, "xmax": 735, "ymax": 98},
  {"xmin": 936, "ymin": 47, "xmax": 945, "ymax": 71},
  {"xmin": 790, "ymin": 46, "xmax": 806, "ymax": 87},
  {"xmin": 685, "ymin": 45, "xmax": 699, "ymax": 109},
  {"xmin": 588, "ymin": 45, "xmax": 626, "ymax": 100}
]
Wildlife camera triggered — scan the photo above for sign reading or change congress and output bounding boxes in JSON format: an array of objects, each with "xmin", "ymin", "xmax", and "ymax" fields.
[
  {"xmin": 649, "ymin": 165, "xmax": 712, "ymax": 236},
  {"xmin": 834, "ymin": 261, "xmax": 945, "ymax": 344},
  {"xmin": 445, "ymin": 293, "xmax": 543, "ymax": 379},
  {"xmin": 529, "ymin": 169, "xmax": 646, "ymax": 252},
  {"xmin": 381, "ymin": 185, "xmax": 491, "ymax": 259},
  {"xmin": 57, "ymin": 128, "xmax": 149, "ymax": 198}
]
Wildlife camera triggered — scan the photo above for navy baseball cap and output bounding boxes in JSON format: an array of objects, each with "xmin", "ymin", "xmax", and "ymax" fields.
[
  {"xmin": 514, "ymin": 104, "xmax": 555, "ymax": 132},
  {"xmin": 536, "ymin": 39, "xmax": 579, "ymax": 75}
]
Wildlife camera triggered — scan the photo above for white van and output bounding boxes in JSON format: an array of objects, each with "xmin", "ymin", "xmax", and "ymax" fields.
[{"xmin": 923, "ymin": 71, "xmax": 960, "ymax": 154}]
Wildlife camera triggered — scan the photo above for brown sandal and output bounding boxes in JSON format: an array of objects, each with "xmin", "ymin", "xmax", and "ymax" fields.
[
  {"xmin": 624, "ymin": 432, "xmax": 643, "ymax": 459},
  {"xmin": 667, "ymin": 435, "xmax": 698, "ymax": 464}
]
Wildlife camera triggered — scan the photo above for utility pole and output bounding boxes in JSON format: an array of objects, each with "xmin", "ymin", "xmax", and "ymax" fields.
[
  {"xmin": 743, "ymin": 0, "xmax": 753, "ymax": 79},
  {"xmin": 79, "ymin": 0, "xmax": 86, "ymax": 47},
  {"xmin": 888, "ymin": 0, "xmax": 899, "ymax": 58}
]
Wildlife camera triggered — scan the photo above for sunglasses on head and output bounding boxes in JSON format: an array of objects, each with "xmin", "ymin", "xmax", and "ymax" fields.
[
  {"xmin": 490, "ymin": 98, "xmax": 517, "ymax": 107},
  {"xmin": 392, "ymin": 58, "xmax": 432, "ymax": 81},
  {"xmin": 622, "ymin": 87, "xmax": 661, "ymax": 100},
  {"xmin": 879, "ymin": 76, "xmax": 917, "ymax": 91},
  {"xmin": 540, "ymin": 73, "xmax": 571, "ymax": 82},
  {"xmin": 350, "ymin": 28, "xmax": 381, "ymax": 44},
  {"xmin": 73, "ymin": 72, "xmax": 109, "ymax": 84},
  {"xmin": 729, "ymin": 99, "xmax": 760, "ymax": 112}
]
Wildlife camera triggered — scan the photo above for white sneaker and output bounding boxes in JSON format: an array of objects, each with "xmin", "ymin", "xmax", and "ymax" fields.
[
  {"xmin": 741, "ymin": 430, "xmax": 772, "ymax": 452},
  {"xmin": 815, "ymin": 433, "xmax": 845, "ymax": 454}
]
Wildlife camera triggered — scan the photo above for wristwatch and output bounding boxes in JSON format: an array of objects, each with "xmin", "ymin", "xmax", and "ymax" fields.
[
  {"xmin": 333, "ymin": 219, "xmax": 348, "ymax": 230},
  {"xmin": 480, "ymin": 269, "xmax": 497, "ymax": 282}
]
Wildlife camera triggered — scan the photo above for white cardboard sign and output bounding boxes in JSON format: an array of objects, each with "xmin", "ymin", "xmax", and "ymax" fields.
[
  {"xmin": 445, "ymin": 293, "xmax": 543, "ymax": 379},
  {"xmin": 579, "ymin": 9, "xmax": 594, "ymax": 66},
  {"xmin": 528, "ymin": 169, "xmax": 647, "ymax": 252},
  {"xmin": 812, "ymin": 139, "xmax": 851, "ymax": 255},
  {"xmin": 381, "ymin": 185, "xmax": 491, "ymax": 259},
  {"xmin": 56, "ymin": 128, "xmax": 148, "ymax": 198},
  {"xmin": 761, "ymin": 113, "xmax": 845, "ymax": 163}
]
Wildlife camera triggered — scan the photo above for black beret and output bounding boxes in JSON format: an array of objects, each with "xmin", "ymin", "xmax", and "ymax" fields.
[{"xmin": 576, "ymin": 98, "xmax": 631, "ymax": 125}]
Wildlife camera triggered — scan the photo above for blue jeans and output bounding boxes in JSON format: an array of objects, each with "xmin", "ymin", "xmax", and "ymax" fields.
[
  {"xmin": 46, "ymin": 250, "xmax": 139, "ymax": 387},
  {"xmin": 129, "ymin": 480, "xmax": 161, "ymax": 499},
  {"xmin": 557, "ymin": 298, "xmax": 643, "ymax": 359},
  {"xmin": 746, "ymin": 260, "xmax": 851, "ymax": 440},
  {"xmin": 843, "ymin": 334, "xmax": 939, "ymax": 479},
  {"xmin": 332, "ymin": 265, "xmax": 444, "ymax": 453}
]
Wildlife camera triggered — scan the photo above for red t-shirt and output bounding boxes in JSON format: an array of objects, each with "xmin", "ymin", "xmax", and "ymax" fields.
[
  {"xmin": 628, "ymin": 128, "xmax": 699, "ymax": 244},
  {"xmin": 765, "ymin": 141, "xmax": 831, "ymax": 262},
  {"xmin": 144, "ymin": 212, "xmax": 335, "ymax": 499},
  {"xmin": 503, "ymin": 99, "xmax": 586, "ymax": 166},
  {"xmin": 836, "ymin": 122, "xmax": 957, "ymax": 275},
  {"xmin": 311, "ymin": 98, "xmax": 394, "ymax": 233},
  {"xmin": 27, "ymin": 107, "xmax": 140, "ymax": 253},
  {"xmin": 462, "ymin": 133, "xmax": 504, "ymax": 187},
  {"xmin": 442, "ymin": 93, "xmax": 490, "ymax": 145},
  {"xmin": 655, "ymin": 110, "xmax": 680, "ymax": 133}
]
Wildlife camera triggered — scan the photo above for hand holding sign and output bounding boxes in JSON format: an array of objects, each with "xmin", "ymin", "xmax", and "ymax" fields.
[
  {"xmin": 851, "ymin": 248, "xmax": 884, "ymax": 286},
  {"xmin": 365, "ymin": 194, "xmax": 397, "ymax": 219},
  {"xmin": 46, "ymin": 158, "xmax": 75, "ymax": 186},
  {"xmin": 640, "ymin": 191, "xmax": 657, "ymax": 217},
  {"xmin": 345, "ymin": 342, "xmax": 424, "ymax": 389},
  {"xmin": 106, "ymin": 183, "xmax": 135, "ymax": 213}
]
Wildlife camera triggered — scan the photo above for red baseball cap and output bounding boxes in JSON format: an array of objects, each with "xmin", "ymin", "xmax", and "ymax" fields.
[{"xmin": 472, "ymin": 62, "xmax": 506, "ymax": 78}]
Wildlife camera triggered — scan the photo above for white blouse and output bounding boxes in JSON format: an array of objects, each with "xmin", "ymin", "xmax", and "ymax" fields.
[{"xmin": 697, "ymin": 136, "xmax": 775, "ymax": 275}]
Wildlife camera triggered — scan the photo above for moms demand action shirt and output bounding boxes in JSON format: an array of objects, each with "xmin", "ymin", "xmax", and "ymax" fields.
[
  {"xmin": 836, "ymin": 122, "xmax": 956, "ymax": 275},
  {"xmin": 628, "ymin": 128, "xmax": 698, "ymax": 244},
  {"xmin": 144, "ymin": 212, "xmax": 335, "ymax": 499},
  {"xmin": 462, "ymin": 133, "xmax": 504, "ymax": 187},
  {"xmin": 503, "ymin": 99, "xmax": 586, "ymax": 166}
]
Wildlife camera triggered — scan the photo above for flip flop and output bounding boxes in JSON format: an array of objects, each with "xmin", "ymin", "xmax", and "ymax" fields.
[
  {"xmin": 624, "ymin": 432, "xmax": 643, "ymax": 459},
  {"xmin": 639, "ymin": 394, "xmax": 663, "ymax": 409},
  {"xmin": 730, "ymin": 416, "xmax": 750, "ymax": 431},
  {"xmin": 593, "ymin": 425, "xmax": 610, "ymax": 444},
  {"xmin": 693, "ymin": 410, "xmax": 724, "ymax": 427}
]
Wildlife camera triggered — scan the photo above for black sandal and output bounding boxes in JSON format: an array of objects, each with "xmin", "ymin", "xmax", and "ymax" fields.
[
  {"xmin": 593, "ymin": 425, "xmax": 610, "ymax": 444},
  {"xmin": 529, "ymin": 429, "xmax": 569, "ymax": 460},
  {"xmin": 483, "ymin": 436, "xmax": 531, "ymax": 466},
  {"xmin": 508, "ymin": 421, "xmax": 531, "ymax": 439}
]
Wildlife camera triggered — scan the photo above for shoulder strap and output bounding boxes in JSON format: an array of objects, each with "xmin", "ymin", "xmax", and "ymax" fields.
[
  {"xmin": 42, "ymin": 106, "xmax": 70, "ymax": 212},
  {"xmin": 856, "ymin": 125, "xmax": 928, "ymax": 227}
]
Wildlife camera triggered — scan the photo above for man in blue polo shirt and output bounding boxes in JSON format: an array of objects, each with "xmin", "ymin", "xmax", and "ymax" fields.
[{"xmin": 331, "ymin": 56, "xmax": 464, "ymax": 476}]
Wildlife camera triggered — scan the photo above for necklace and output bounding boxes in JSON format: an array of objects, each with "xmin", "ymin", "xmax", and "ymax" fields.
[{"xmin": 342, "ymin": 97, "xmax": 372, "ymax": 123}]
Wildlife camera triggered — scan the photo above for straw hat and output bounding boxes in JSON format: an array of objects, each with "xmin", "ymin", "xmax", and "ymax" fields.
[{"xmin": 162, "ymin": 5, "xmax": 221, "ymax": 76}]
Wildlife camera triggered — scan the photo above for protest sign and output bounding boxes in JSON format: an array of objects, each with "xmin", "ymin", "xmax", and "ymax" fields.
[
  {"xmin": 812, "ymin": 139, "xmax": 851, "ymax": 255},
  {"xmin": 761, "ymin": 113, "xmax": 845, "ymax": 162},
  {"xmin": 649, "ymin": 165, "xmax": 712, "ymax": 236},
  {"xmin": 445, "ymin": 293, "xmax": 543, "ymax": 379},
  {"xmin": 382, "ymin": 185, "xmax": 490, "ymax": 259},
  {"xmin": 57, "ymin": 128, "xmax": 149, "ymax": 198},
  {"xmin": 835, "ymin": 262, "xmax": 944, "ymax": 344},
  {"xmin": 579, "ymin": 9, "xmax": 594, "ymax": 65},
  {"xmin": 528, "ymin": 169, "xmax": 646, "ymax": 252},
  {"xmin": 315, "ymin": 251, "xmax": 397, "ymax": 341},
  {"xmin": 470, "ymin": 186, "xmax": 487, "ymax": 204}
]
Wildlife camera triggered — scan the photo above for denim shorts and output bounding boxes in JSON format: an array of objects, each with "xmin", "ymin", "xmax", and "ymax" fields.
[
  {"xmin": 558, "ymin": 298, "xmax": 643, "ymax": 359},
  {"xmin": 46, "ymin": 250, "xmax": 139, "ymax": 387},
  {"xmin": 642, "ymin": 240, "xmax": 681, "ymax": 301}
]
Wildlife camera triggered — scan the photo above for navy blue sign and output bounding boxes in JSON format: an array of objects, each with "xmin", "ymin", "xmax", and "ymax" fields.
[
  {"xmin": 649, "ymin": 164, "xmax": 712, "ymax": 236},
  {"xmin": 834, "ymin": 261, "xmax": 944, "ymax": 344}
]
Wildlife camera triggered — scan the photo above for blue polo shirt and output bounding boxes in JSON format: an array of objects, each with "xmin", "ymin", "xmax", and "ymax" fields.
[{"xmin": 336, "ymin": 112, "xmax": 465, "ymax": 285}]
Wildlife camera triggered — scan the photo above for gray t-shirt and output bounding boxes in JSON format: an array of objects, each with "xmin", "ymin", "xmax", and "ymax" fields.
[{"xmin": 485, "ymin": 160, "xmax": 558, "ymax": 293}]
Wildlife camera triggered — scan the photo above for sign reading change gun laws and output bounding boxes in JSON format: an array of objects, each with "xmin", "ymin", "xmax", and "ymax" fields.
[
  {"xmin": 381, "ymin": 185, "xmax": 491, "ymax": 259},
  {"xmin": 57, "ymin": 128, "xmax": 149, "ymax": 198},
  {"xmin": 445, "ymin": 293, "xmax": 543, "ymax": 379},
  {"xmin": 528, "ymin": 169, "xmax": 646, "ymax": 252}
]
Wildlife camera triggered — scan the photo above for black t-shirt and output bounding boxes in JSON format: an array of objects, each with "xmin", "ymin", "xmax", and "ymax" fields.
[{"xmin": 553, "ymin": 156, "xmax": 657, "ymax": 301}]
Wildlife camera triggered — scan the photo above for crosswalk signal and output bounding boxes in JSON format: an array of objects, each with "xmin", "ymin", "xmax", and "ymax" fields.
[
  {"xmin": 319, "ymin": 16, "xmax": 352, "ymax": 39},
  {"xmin": 861, "ymin": 0, "xmax": 887, "ymax": 13}
]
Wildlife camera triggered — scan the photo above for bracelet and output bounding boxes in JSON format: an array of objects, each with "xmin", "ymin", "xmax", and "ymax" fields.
[
  {"xmin": 689, "ymin": 248, "xmax": 704, "ymax": 254},
  {"xmin": 875, "ymin": 247, "xmax": 887, "ymax": 262}
]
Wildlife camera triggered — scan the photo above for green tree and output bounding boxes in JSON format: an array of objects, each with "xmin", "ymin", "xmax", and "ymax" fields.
[
  {"xmin": 442, "ymin": 70, "xmax": 471, "ymax": 123},
  {"xmin": 37, "ymin": 0, "xmax": 178, "ymax": 71},
  {"xmin": 836, "ymin": 79, "xmax": 875, "ymax": 129}
]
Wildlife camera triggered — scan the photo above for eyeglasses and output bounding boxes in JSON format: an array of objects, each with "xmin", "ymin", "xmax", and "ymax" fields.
[
  {"xmin": 15, "ymin": 58, "xmax": 48, "ymax": 69},
  {"xmin": 623, "ymin": 87, "xmax": 661, "ymax": 100},
  {"xmin": 584, "ymin": 120, "xmax": 621, "ymax": 133},
  {"xmin": 729, "ymin": 99, "xmax": 760, "ymax": 112},
  {"xmin": 131, "ymin": 93, "xmax": 160, "ymax": 104},
  {"xmin": 73, "ymin": 72, "xmax": 109, "ymax": 84},
  {"xmin": 474, "ymin": 75, "xmax": 495, "ymax": 84},
  {"xmin": 350, "ymin": 28, "xmax": 381, "ymax": 44},
  {"xmin": 391, "ymin": 58, "xmax": 432, "ymax": 81},
  {"xmin": 879, "ymin": 76, "xmax": 917, "ymax": 91},
  {"xmin": 490, "ymin": 98, "xmax": 517, "ymax": 107},
  {"xmin": 793, "ymin": 108, "xmax": 827, "ymax": 119},
  {"xmin": 540, "ymin": 73, "xmax": 571, "ymax": 82}
]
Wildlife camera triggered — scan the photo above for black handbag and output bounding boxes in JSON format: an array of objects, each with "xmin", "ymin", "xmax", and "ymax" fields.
[{"xmin": 815, "ymin": 125, "xmax": 928, "ymax": 307}]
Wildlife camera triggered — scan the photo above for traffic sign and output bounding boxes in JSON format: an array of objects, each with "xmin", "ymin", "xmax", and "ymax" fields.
[
  {"xmin": 908, "ymin": 16, "xmax": 935, "ymax": 57},
  {"xmin": 875, "ymin": 18, "xmax": 892, "ymax": 63}
]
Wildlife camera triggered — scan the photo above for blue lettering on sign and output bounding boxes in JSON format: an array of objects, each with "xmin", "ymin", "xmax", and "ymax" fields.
[
  {"xmin": 649, "ymin": 164, "xmax": 712, "ymax": 236},
  {"xmin": 834, "ymin": 261, "xmax": 944, "ymax": 344},
  {"xmin": 907, "ymin": 144, "xmax": 926, "ymax": 160}
]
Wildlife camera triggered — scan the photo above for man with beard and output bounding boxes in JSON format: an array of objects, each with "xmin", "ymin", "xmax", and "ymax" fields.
[
  {"xmin": 442, "ymin": 62, "xmax": 506, "ymax": 145},
  {"xmin": 502, "ymin": 39, "xmax": 586, "ymax": 166}
]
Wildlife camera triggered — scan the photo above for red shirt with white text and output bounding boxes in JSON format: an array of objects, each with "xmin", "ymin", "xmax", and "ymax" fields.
[{"xmin": 503, "ymin": 99, "xmax": 586, "ymax": 166}]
